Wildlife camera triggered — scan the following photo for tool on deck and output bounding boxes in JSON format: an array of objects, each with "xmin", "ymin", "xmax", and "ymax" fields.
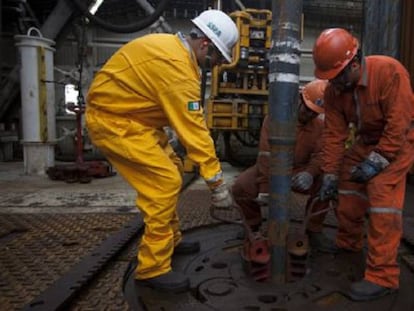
[
  {"xmin": 287, "ymin": 196, "xmax": 337, "ymax": 281},
  {"xmin": 210, "ymin": 197, "xmax": 271, "ymax": 281},
  {"xmin": 210, "ymin": 193, "xmax": 337, "ymax": 282}
]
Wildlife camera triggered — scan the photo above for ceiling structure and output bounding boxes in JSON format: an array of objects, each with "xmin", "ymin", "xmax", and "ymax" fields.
[{"xmin": 2, "ymin": 0, "xmax": 363, "ymax": 34}]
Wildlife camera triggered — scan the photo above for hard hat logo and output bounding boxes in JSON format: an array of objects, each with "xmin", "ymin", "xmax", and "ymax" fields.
[
  {"xmin": 301, "ymin": 79, "xmax": 328, "ymax": 114},
  {"xmin": 207, "ymin": 22, "xmax": 222, "ymax": 37},
  {"xmin": 315, "ymin": 98, "xmax": 323, "ymax": 107}
]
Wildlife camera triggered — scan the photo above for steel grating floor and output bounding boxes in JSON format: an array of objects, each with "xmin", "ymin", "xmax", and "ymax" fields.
[
  {"xmin": 1, "ymin": 173, "xmax": 414, "ymax": 310},
  {"xmin": 0, "ymin": 186, "xmax": 308, "ymax": 310},
  {"xmin": 0, "ymin": 213, "xmax": 140, "ymax": 310}
]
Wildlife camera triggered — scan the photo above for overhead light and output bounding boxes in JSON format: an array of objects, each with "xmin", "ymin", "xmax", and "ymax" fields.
[{"xmin": 89, "ymin": 0, "xmax": 104, "ymax": 15}]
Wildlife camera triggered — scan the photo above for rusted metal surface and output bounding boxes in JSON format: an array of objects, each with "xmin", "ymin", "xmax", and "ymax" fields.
[
  {"xmin": 70, "ymin": 261, "xmax": 132, "ymax": 311},
  {"xmin": 178, "ymin": 188, "xmax": 241, "ymax": 230},
  {"xmin": 2, "ymin": 183, "xmax": 414, "ymax": 310},
  {"xmin": 124, "ymin": 223, "xmax": 414, "ymax": 310},
  {"xmin": 46, "ymin": 161, "xmax": 115, "ymax": 183},
  {"xmin": 0, "ymin": 213, "xmax": 139, "ymax": 311},
  {"xmin": 209, "ymin": 194, "xmax": 336, "ymax": 283},
  {"xmin": 22, "ymin": 215, "xmax": 142, "ymax": 310}
]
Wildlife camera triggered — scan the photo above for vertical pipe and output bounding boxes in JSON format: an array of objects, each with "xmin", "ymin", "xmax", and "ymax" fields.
[
  {"xmin": 268, "ymin": 0, "xmax": 302, "ymax": 283},
  {"xmin": 135, "ymin": 0, "xmax": 173, "ymax": 33}
]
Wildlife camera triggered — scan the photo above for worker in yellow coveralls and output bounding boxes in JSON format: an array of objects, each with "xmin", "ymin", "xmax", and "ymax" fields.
[{"xmin": 85, "ymin": 10, "xmax": 239, "ymax": 293}]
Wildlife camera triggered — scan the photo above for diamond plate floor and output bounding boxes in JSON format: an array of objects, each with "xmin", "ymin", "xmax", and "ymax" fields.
[{"xmin": 1, "ymin": 161, "xmax": 414, "ymax": 310}]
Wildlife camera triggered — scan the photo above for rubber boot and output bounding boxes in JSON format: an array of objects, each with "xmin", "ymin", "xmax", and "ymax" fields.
[
  {"xmin": 138, "ymin": 271, "xmax": 190, "ymax": 293},
  {"xmin": 349, "ymin": 279, "xmax": 396, "ymax": 301}
]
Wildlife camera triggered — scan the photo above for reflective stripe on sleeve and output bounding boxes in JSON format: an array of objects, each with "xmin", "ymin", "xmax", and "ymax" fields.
[
  {"xmin": 338, "ymin": 189, "xmax": 369, "ymax": 201},
  {"xmin": 369, "ymin": 207, "xmax": 402, "ymax": 215}
]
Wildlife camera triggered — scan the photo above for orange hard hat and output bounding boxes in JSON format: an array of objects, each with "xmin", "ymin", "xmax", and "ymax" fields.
[
  {"xmin": 313, "ymin": 28, "xmax": 359, "ymax": 80},
  {"xmin": 301, "ymin": 79, "xmax": 328, "ymax": 114}
]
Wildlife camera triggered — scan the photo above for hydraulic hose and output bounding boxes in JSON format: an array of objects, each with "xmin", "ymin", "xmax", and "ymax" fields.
[{"xmin": 70, "ymin": 0, "xmax": 170, "ymax": 33}]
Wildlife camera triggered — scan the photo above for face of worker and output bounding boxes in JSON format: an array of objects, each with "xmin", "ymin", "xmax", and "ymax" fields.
[
  {"xmin": 297, "ymin": 96, "xmax": 318, "ymax": 125},
  {"xmin": 329, "ymin": 60, "xmax": 360, "ymax": 93},
  {"xmin": 211, "ymin": 46, "xmax": 226, "ymax": 66},
  {"xmin": 199, "ymin": 39, "xmax": 226, "ymax": 68}
]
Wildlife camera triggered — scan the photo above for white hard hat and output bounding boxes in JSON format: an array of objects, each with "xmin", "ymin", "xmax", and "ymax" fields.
[{"xmin": 192, "ymin": 10, "xmax": 239, "ymax": 63}]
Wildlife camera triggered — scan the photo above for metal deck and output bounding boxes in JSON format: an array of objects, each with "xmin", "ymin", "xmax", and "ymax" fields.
[{"xmin": 1, "ymin": 163, "xmax": 414, "ymax": 310}]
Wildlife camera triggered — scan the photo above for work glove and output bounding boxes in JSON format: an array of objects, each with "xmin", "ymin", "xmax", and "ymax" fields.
[
  {"xmin": 350, "ymin": 151, "xmax": 389, "ymax": 183},
  {"xmin": 255, "ymin": 192, "xmax": 270, "ymax": 221},
  {"xmin": 291, "ymin": 171, "xmax": 314, "ymax": 192},
  {"xmin": 319, "ymin": 174, "xmax": 338, "ymax": 201},
  {"xmin": 211, "ymin": 182, "xmax": 234, "ymax": 209},
  {"xmin": 255, "ymin": 193, "xmax": 269, "ymax": 206}
]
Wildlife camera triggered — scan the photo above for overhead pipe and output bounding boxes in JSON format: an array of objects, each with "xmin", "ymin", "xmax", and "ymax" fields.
[
  {"xmin": 235, "ymin": 0, "xmax": 246, "ymax": 10},
  {"xmin": 268, "ymin": 0, "xmax": 302, "ymax": 283},
  {"xmin": 135, "ymin": 0, "xmax": 173, "ymax": 33},
  {"xmin": 70, "ymin": 0, "xmax": 169, "ymax": 33}
]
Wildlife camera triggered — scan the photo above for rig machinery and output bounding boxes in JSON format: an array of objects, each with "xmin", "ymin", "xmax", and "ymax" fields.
[{"xmin": 206, "ymin": 9, "xmax": 272, "ymax": 165}]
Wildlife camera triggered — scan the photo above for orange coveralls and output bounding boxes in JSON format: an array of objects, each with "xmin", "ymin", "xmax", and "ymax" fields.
[
  {"xmin": 232, "ymin": 115, "xmax": 329, "ymax": 232},
  {"xmin": 86, "ymin": 33, "xmax": 223, "ymax": 280},
  {"xmin": 322, "ymin": 55, "xmax": 414, "ymax": 288}
]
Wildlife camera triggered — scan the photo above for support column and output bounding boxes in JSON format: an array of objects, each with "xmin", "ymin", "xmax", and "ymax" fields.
[{"xmin": 15, "ymin": 28, "xmax": 56, "ymax": 175}]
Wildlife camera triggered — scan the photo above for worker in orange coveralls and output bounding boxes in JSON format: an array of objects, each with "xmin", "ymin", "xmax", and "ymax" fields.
[
  {"xmin": 313, "ymin": 28, "xmax": 414, "ymax": 301},
  {"xmin": 85, "ymin": 10, "xmax": 238, "ymax": 293},
  {"xmin": 232, "ymin": 79, "xmax": 331, "ymax": 250}
]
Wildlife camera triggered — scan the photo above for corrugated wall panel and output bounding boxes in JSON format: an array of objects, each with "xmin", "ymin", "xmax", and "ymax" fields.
[
  {"xmin": 400, "ymin": 0, "xmax": 414, "ymax": 88},
  {"xmin": 363, "ymin": 0, "xmax": 401, "ymax": 58}
]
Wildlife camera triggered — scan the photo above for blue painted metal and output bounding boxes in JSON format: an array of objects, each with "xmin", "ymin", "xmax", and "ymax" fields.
[{"xmin": 268, "ymin": 0, "xmax": 302, "ymax": 283}]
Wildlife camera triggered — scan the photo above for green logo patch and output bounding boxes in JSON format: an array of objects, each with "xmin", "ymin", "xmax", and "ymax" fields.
[
  {"xmin": 207, "ymin": 22, "xmax": 222, "ymax": 37},
  {"xmin": 187, "ymin": 101, "xmax": 200, "ymax": 111}
]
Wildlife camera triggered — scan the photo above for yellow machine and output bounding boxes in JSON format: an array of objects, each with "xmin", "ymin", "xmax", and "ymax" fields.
[{"xmin": 206, "ymin": 9, "xmax": 272, "ymax": 164}]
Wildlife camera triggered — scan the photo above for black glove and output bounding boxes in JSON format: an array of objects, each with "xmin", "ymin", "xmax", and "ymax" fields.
[
  {"xmin": 319, "ymin": 174, "xmax": 338, "ymax": 201},
  {"xmin": 350, "ymin": 151, "xmax": 389, "ymax": 183}
]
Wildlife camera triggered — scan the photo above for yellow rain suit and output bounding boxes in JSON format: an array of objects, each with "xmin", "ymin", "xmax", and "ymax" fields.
[{"xmin": 85, "ymin": 33, "xmax": 223, "ymax": 279}]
